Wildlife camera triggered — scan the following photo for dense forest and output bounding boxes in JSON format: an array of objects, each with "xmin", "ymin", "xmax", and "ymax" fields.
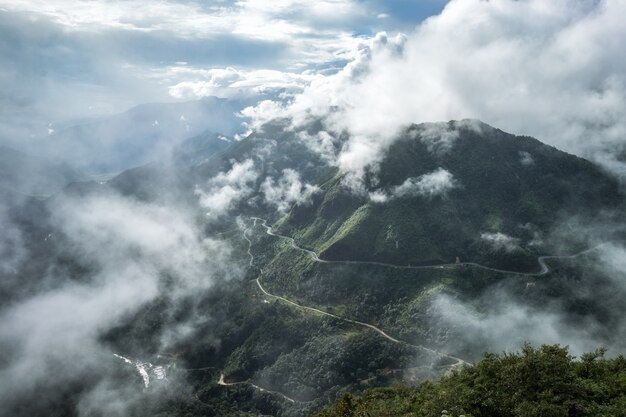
[{"xmin": 315, "ymin": 345, "xmax": 626, "ymax": 417}]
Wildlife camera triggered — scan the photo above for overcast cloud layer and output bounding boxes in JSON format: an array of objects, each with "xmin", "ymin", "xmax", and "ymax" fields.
[
  {"xmin": 246, "ymin": 0, "xmax": 626, "ymax": 184},
  {"xmin": 6, "ymin": 0, "xmax": 624, "ymax": 185},
  {"xmin": 0, "ymin": 0, "xmax": 447, "ymax": 144},
  {"xmin": 0, "ymin": 191, "xmax": 240, "ymax": 413}
]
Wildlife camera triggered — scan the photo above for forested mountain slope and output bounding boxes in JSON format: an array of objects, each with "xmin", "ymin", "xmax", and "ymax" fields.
[{"xmin": 276, "ymin": 121, "xmax": 623, "ymax": 271}]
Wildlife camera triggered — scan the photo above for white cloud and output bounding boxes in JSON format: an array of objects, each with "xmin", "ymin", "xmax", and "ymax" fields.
[
  {"xmin": 0, "ymin": 0, "xmax": 363, "ymax": 65},
  {"xmin": 0, "ymin": 0, "xmax": 372, "ymax": 144},
  {"xmin": 337, "ymin": 133, "xmax": 390, "ymax": 194},
  {"xmin": 0, "ymin": 263, "xmax": 158, "ymax": 399},
  {"xmin": 240, "ymin": 100, "xmax": 290, "ymax": 130},
  {"xmin": 0, "ymin": 208, "xmax": 25, "ymax": 275},
  {"xmin": 596, "ymin": 243, "xmax": 626, "ymax": 284},
  {"xmin": 370, "ymin": 168, "xmax": 457, "ymax": 202},
  {"xmin": 368, "ymin": 190, "xmax": 389, "ymax": 203},
  {"xmin": 298, "ymin": 130, "xmax": 339, "ymax": 165},
  {"xmin": 246, "ymin": 0, "xmax": 626, "ymax": 182},
  {"xmin": 261, "ymin": 169, "xmax": 320, "ymax": 213},
  {"xmin": 195, "ymin": 159, "xmax": 259, "ymax": 218},
  {"xmin": 431, "ymin": 293, "xmax": 604, "ymax": 356},
  {"xmin": 245, "ymin": 30, "xmax": 407, "ymax": 127},
  {"xmin": 519, "ymin": 150, "xmax": 535, "ymax": 166},
  {"xmin": 418, "ymin": 122, "xmax": 461, "ymax": 155},
  {"xmin": 167, "ymin": 66, "xmax": 320, "ymax": 100},
  {"xmin": 56, "ymin": 195, "xmax": 235, "ymax": 293},
  {"xmin": 481, "ymin": 232, "xmax": 520, "ymax": 252},
  {"xmin": 395, "ymin": 168, "xmax": 457, "ymax": 198},
  {"xmin": 429, "ymin": 237, "xmax": 626, "ymax": 358},
  {"xmin": 0, "ymin": 192, "xmax": 238, "ymax": 407}
]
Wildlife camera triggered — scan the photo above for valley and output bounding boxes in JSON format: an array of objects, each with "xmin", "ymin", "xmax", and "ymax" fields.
[{"xmin": 2, "ymin": 120, "xmax": 626, "ymax": 417}]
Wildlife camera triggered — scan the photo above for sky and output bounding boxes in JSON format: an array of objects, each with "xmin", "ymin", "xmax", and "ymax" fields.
[
  {"xmin": 0, "ymin": 0, "xmax": 448, "ymax": 138},
  {"xmin": 3, "ymin": 0, "xmax": 626, "ymax": 185},
  {"xmin": 241, "ymin": 0, "xmax": 626, "ymax": 186}
]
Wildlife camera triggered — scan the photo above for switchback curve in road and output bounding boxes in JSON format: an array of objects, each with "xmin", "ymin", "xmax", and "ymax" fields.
[{"xmin": 251, "ymin": 217, "xmax": 604, "ymax": 277}]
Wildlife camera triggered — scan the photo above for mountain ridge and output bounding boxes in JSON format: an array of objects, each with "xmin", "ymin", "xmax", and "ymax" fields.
[
  {"xmin": 272, "ymin": 120, "xmax": 623, "ymax": 271},
  {"xmin": 6, "ymin": 119, "xmax": 626, "ymax": 417}
]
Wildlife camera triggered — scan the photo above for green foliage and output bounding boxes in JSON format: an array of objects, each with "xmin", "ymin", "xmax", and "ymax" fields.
[
  {"xmin": 314, "ymin": 345, "xmax": 626, "ymax": 417},
  {"xmin": 279, "ymin": 122, "xmax": 625, "ymax": 271},
  {"xmin": 256, "ymin": 330, "xmax": 421, "ymax": 401}
]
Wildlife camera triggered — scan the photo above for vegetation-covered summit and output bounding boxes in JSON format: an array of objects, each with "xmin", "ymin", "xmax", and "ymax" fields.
[
  {"xmin": 277, "ymin": 121, "xmax": 623, "ymax": 271},
  {"xmin": 315, "ymin": 344, "xmax": 626, "ymax": 417}
]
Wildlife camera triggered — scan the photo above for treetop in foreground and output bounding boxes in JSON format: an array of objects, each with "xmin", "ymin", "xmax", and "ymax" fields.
[{"xmin": 314, "ymin": 344, "xmax": 626, "ymax": 417}]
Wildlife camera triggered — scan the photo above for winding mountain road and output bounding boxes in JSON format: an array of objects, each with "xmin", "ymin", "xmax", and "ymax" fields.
[
  {"xmin": 214, "ymin": 217, "xmax": 604, "ymax": 401},
  {"xmin": 248, "ymin": 217, "xmax": 606, "ymax": 367},
  {"xmin": 182, "ymin": 366, "xmax": 299, "ymax": 404},
  {"xmin": 246, "ymin": 218, "xmax": 469, "ymax": 368},
  {"xmin": 242, "ymin": 219, "xmax": 255, "ymax": 267},
  {"xmin": 251, "ymin": 217, "xmax": 604, "ymax": 277},
  {"xmin": 255, "ymin": 277, "xmax": 468, "ymax": 368}
]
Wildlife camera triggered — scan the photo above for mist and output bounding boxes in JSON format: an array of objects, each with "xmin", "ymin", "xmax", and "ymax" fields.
[
  {"xmin": 427, "ymin": 212, "xmax": 626, "ymax": 361},
  {"xmin": 0, "ymin": 186, "xmax": 242, "ymax": 416}
]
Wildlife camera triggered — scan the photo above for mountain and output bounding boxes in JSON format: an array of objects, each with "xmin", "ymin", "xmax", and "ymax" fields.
[
  {"xmin": 4, "ymin": 119, "xmax": 626, "ymax": 417},
  {"xmin": 0, "ymin": 146, "xmax": 83, "ymax": 195},
  {"xmin": 171, "ymin": 130, "xmax": 232, "ymax": 167},
  {"xmin": 274, "ymin": 120, "xmax": 623, "ymax": 271},
  {"xmin": 170, "ymin": 120, "xmax": 626, "ymax": 414},
  {"xmin": 34, "ymin": 97, "xmax": 248, "ymax": 174},
  {"xmin": 192, "ymin": 119, "xmax": 335, "ymax": 184}
]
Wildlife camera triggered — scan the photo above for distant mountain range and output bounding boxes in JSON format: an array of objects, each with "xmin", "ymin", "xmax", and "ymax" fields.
[
  {"xmin": 2, "ymin": 97, "xmax": 250, "ymax": 176},
  {"xmin": 45, "ymin": 96, "xmax": 247, "ymax": 173}
]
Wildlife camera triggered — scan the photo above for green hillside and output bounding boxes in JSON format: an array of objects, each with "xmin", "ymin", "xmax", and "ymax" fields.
[
  {"xmin": 277, "ymin": 121, "xmax": 623, "ymax": 271},
  {"xmin": 7, "ymin": 120, "xmax": 626, "ymax": 417}
]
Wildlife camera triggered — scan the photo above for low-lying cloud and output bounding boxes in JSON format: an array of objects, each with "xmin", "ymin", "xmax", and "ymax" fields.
[
  {"xmin": 480, "ymin": 232, "xmax": 521, "ymax": 253},
  {"xmin": 395, "ymin": 168, "xmax": 457, "ymax": 199},
  {"xmin": 430, "ymin": 215, "xmax": 626, "ymax": 360},
  {"xmin": 168, "ymin": 67, "xmax": 319, "ymax": 100},
  {"xmin": 519, "ymin": 151, "xmax": 535, "ymax": 166},
  {"xmin": 595, "ymin": 242, "xmax": 626, "ymax": 285},
  {"xmin": 261, "ymin": 169, "xmax": 320, "ymax": 213},
  {"xmin": 0, "ymin": 191, "xmax": 240, "ymax": 413},
  {"xmin": 0, "ymin": 207, "xmax": 25, "ymax": 275},
  {"xmin": 418, "ymin": 123, "xmax": 461, "ymax": 156},
  {"xmin": 431, "ymin": 292, "xmax": 607, "ymax": 357},
  {"xmin": 370, "ymin": 168, "xmax": 457, "ymax": 202},
  {"xmin": 195, "ymin": 159, "xmax": 259, "ymax": 219}
]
